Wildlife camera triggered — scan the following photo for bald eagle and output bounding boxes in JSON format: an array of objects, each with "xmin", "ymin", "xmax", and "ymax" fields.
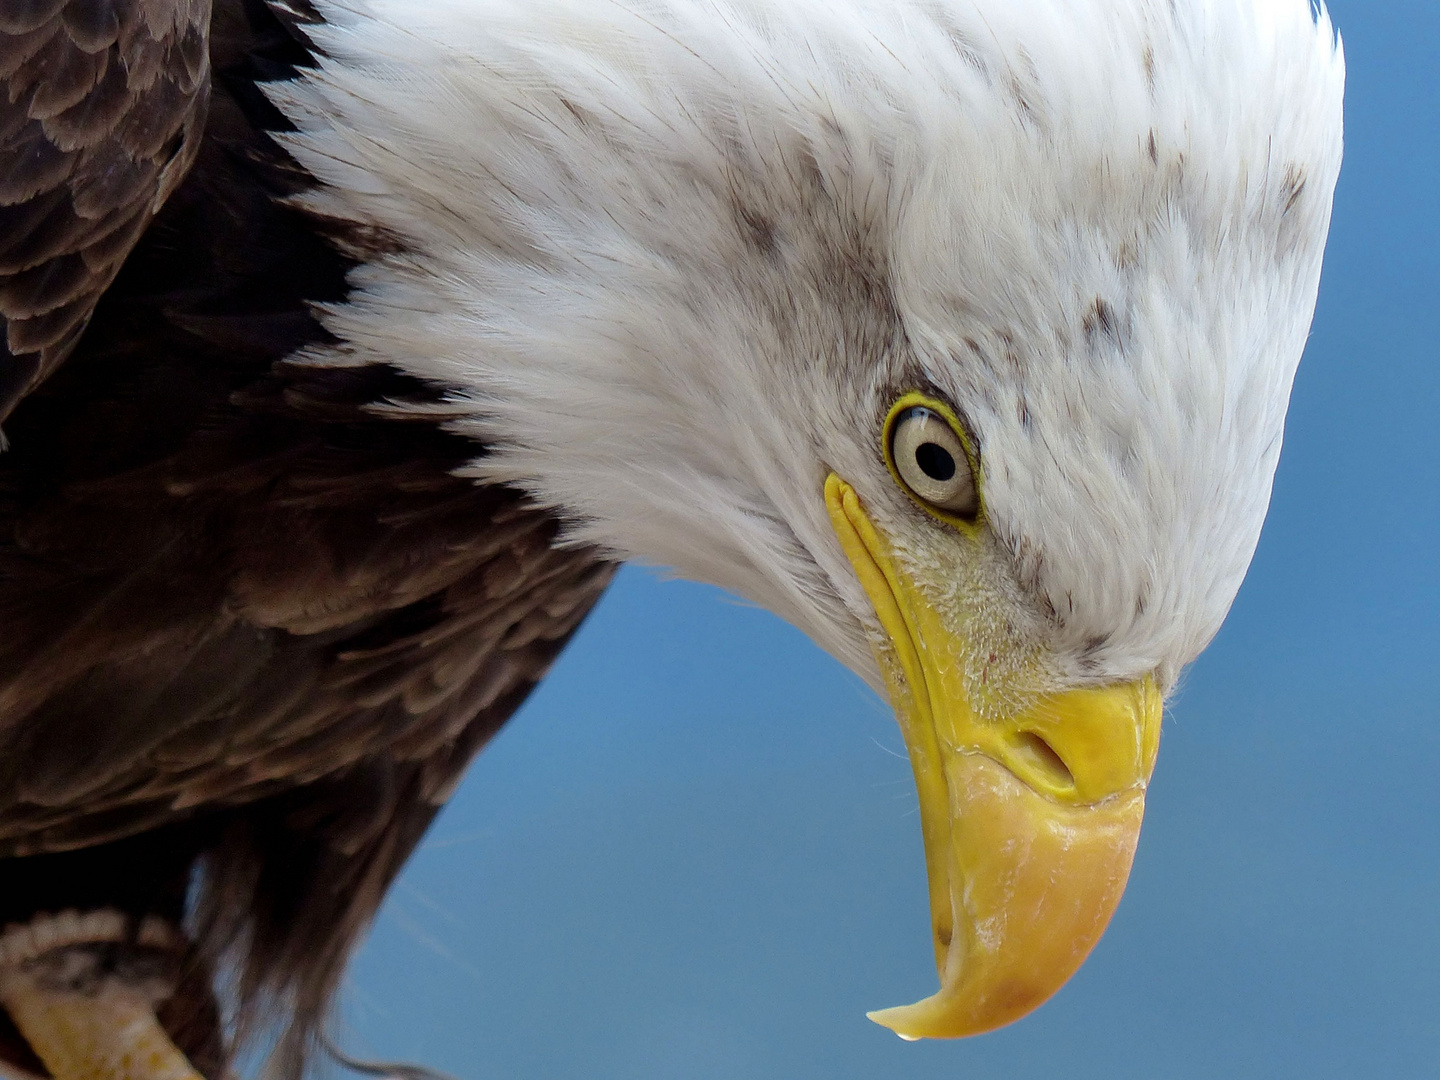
[{"xmin": 0, "ymin": 0, "xmax": 1343, "ymax": 1077}]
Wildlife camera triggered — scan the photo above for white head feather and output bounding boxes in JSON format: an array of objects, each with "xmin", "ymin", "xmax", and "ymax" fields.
[{"xmin": 269, "ymin": 0, "xmax": 1344, "ymax": 694}]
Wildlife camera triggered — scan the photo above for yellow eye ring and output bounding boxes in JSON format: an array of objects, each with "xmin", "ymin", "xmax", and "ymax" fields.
[{"xmin": 882, "ymin": 392, "xmax": 985, "ymax": 531}]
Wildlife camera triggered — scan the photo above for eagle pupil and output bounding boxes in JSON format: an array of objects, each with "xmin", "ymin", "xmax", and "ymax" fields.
[{"xmin": 915, "ymin": 443, "xmax": 956, "ymax": 482}]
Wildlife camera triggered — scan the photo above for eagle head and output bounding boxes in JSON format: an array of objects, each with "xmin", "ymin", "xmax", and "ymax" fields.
[{"xmin": 276, "ymin": 0, "xmax": 1344, "ymax": 1037}]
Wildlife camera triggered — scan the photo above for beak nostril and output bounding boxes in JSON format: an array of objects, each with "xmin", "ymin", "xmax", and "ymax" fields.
[{"xmin": 1010, "ymin": 732, "xmax": 1075, "ymax": 792}]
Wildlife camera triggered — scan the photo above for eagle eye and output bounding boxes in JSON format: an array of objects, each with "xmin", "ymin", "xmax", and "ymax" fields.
[{"xmin": 886, "ymin": 401, "xmax": 980, "ymax": 522}]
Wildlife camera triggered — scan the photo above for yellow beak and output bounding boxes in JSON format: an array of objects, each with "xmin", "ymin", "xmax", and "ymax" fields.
[{"xmin": 825, "ymin": 476, "xmax": 1162, "ymax": 1040}]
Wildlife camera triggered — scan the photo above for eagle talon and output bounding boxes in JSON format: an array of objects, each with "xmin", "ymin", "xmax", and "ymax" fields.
[{"xmin": 0, "ymin": 914, "xmax": 206, "ymax": 1080}]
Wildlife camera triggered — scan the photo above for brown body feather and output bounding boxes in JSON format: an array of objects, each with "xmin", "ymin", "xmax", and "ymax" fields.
[
  {"xmin": 0, "ymin": 0, "xmax": 614, "ymax": 1072},
  {"xmin": 0, "ymin": 0, "xmax": 212, "ymax": 427}
]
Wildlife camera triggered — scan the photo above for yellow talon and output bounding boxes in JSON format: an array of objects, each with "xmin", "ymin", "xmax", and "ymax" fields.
[
  {"xmin": 0, "ymin": 914, "xmax": 206, "ymax": 1080},
  {"xmin": 1, "ymin": 985, "xmax": 205, "ymax": 1080}
]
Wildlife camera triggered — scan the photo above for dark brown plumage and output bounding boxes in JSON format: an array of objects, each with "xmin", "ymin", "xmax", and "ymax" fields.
[
  {"xmin": 0, "ymin": 0, "xmax": 614, "ymax": 1073},
  {"xmin": 0, "ymin": 0, "xmax": 212, "ymax": 428}
]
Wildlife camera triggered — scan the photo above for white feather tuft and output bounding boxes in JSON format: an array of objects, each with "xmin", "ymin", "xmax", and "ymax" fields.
[{"xmin": 268, "ymin": 0, "xmax": 1344, "ymax": 691}]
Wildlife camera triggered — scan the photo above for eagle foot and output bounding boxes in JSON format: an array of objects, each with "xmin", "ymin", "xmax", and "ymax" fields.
[{"xmin": 0, "ymin": 912, "xmax": 207, "ymax": 1080}]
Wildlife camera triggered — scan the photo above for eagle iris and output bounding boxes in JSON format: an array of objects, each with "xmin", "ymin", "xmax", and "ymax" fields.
[{"xmin": 886, "ymin": 399, "xmax": 981, "ymax": 522}]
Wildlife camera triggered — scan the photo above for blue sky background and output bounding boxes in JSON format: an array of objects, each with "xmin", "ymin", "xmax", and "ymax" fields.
[{"xmin": 341, "ymin": 4, "xmax": 1439, "ymax": 1077}]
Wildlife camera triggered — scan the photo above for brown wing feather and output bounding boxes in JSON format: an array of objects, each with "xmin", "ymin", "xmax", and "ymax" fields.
[
  {"xmin": 0, "ymin": 0, "xmax": 615, "ymax": 1073},
  {"xmin": 0, "ymin": 0, "xmax": 211, "ymax": 427}
]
